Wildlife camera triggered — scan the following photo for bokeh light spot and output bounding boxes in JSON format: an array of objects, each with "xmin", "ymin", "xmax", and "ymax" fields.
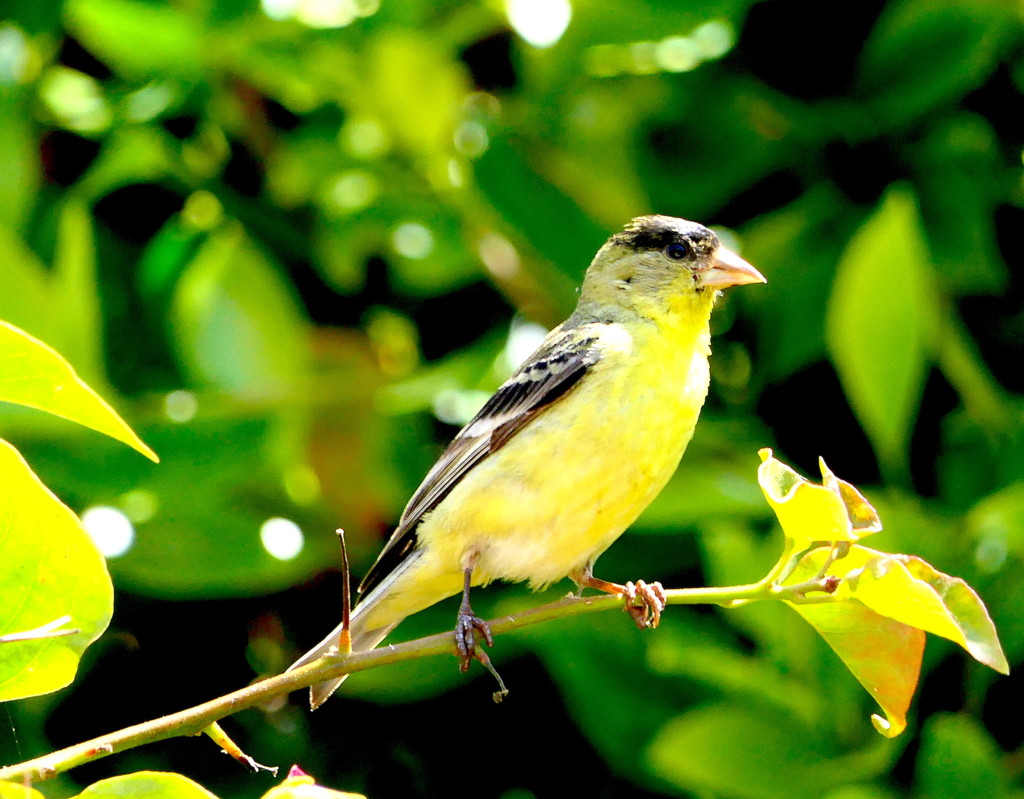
[
  {"xmin": 82, "ymin": 506, "xmax": 135, "ymax": 559},
  {"xmin": 392, "ymin": 222, "xmax": 434, "ymax": 259},
  {"xmin": 260, "ymin": 517, "xmax": 305, "ymax": 561},
  {"xmin": 164, "ymin": 390, "xmax": 198, "ymax": 423},
  {"xmin": 506, "ymin": 0, "xmax": 571, "ymax": 48}
]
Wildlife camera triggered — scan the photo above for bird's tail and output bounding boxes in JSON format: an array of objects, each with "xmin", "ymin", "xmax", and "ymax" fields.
[{"xmin": 287, "ymin": 552, "xmax": 420, "ymax": 709}]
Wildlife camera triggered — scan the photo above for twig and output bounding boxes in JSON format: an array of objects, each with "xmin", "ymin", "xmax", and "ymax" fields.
[{"xmin": 0, "ymin": 579, "xmax": 791, "ymax": 783}]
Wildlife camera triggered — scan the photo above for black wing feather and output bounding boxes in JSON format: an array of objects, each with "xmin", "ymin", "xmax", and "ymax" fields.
[{"xmin": 358, "ymin": 326, "xmax": 602, "ymax": 597}]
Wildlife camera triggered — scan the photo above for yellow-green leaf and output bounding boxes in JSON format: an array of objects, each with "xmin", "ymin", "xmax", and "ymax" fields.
[
  {"xmin": 0, "ymin": 320, "xmax": 157, "ymax": 462},
  {"xmin": 758, "ymin": 448, "xmax": 881, "ymax": 546},
  {"xmin": 788, "ymin": 596, "xmax": 924, "ymax": 738},
  {"xmin": 826, "ymin": 187, "xmax": 938, "ymax": 475},
  {"xmin": 170, "ymin": 224, "xmax": 310, "ymax": 402},
  {"xmin": 0, "ymin": 781, "xmax": 45, "ymax": 799},
  {"xmin": 0, "ymin": 438, "xmax": 113, "ymax": 700},
  {"xmin": 840, "ymin": 551, "xmax": 1009, "ymax": 675},
  {"xmin": 74, "ymin": 772, "xmax": 218, "ymax": 799}
]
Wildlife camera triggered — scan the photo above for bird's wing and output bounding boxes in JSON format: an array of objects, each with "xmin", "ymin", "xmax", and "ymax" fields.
[{"xmin": 358, "ymin": 322, "xmax": 604, "ymax": 596}]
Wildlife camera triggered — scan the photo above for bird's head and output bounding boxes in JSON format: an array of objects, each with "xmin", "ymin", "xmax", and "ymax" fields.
[{"xmin": 577, "ymin": 215, "xmax": 765, "ymax": 321}]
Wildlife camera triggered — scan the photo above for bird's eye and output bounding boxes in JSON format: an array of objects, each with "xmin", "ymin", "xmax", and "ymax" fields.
[{"xmin": 665, "ymin": 243, "xmax": 689, "ymax": 260}]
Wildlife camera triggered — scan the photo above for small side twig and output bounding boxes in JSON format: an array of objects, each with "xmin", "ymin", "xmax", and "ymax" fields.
[{"xmin": 0, "ymin": 616, "xmax": 79, "ymax": 644}]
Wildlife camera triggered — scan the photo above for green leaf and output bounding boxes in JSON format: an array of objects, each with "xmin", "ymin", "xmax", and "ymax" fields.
[
  {"xmin": 857, "ymin": 0, "xmax": 1010, "ymax": 124},
  {"xmin": 0, "ymin": 92, "xmax": 40, "ymax": 231},
  {"xmin": 740, "ymin": 189, "xmax": 858, "ymax": 380},
  {"xmin": 51, "ymin": 200, "xmax": 106, "ymax": 389},
  {"xmin": 915, "ymin": 714, "xmax": 1009, "ymax": 799},
  {"xmin": 65, "ymin": 0, "xmax": 204, "ymax": 80},
  {"xmin": 914, "ymin": 115, "xmax": 1007, "ymax": 295},
  {"xmin": 968, "ymin": 481, "xmax": 1024, "ymax": 566},
  {"xmin": 646, "ymin": 621, "xmax": 824, "ymax": 728},
  {"xmin": 74, "ymin": 772, "xmax": 219, "ymax": 799},
  {"xmin": 525, "ymin": 610, "xmax": 681, "ymax": 777},
  {"xmin": 840, "ymin": 551, "xmax": 1009, "ymax": 675},
  {"xmin": 47, "ymin": 416, "xmax": 333, "ymax": 599},
  {"xmin": 170, "ymin": 223, "xmax": 311, "ymax": 401},
  {"xmin": 823, "ymin": 787, "xmax": 901, "ymax": 799},
  {"xmin": 0, "ymin": 320, "xmax": 157, "ymax": 462},
  {"xmin": 826, "ymin": 186, "xmax": 938, "ymax": 475},
  {"xmin": 647, "ymin": 702, "xmax": 894, "ymax": 799},
  {"xmin": 0, "ymin": 226, "xmax": 53, "ymax": 343},
  {"xmin": 0, "ymin": 202, "xmax": 110, "ymax": 391},
  {"xmin": 474, "ymin": 134, "xmax": 606, "ymax": 307},
  {"xmin": 0, "ymin": 438, "xmax": 112, "ymax": 700}
]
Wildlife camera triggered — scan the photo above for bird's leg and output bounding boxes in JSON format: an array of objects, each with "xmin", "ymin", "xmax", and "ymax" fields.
[
  {"xmin": 453, "ymin": 566, "xmax": 494, "ymax": 672},
  {"xmin": 571, "ymin": 564, "xmax": 666, "ymax": 629}
]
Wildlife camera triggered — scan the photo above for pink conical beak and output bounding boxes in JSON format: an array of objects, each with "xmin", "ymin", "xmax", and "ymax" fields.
[{"xmin": 700, "ymin": 246, "xmax": 766, "ymax": 289}]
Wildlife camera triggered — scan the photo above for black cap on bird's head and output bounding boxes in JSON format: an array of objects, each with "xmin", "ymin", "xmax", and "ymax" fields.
[
  {"xmin": 608, "ymin": 215, "xmax": 766, "ymax": 290},
  {"xmin": 611, "ymin": 215, "xmax": 720, "ymax": 260}
]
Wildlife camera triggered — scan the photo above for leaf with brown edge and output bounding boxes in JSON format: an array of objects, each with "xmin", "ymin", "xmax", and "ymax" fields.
[
  {"xmin": 839, "ymin": 551, "xmax": 1009, "ymax": 675},
  {"xmin": 788, "ymin": 598, "xmax": 924, "ymax": 738},
  {"xmin": 781, "ymin": 547, "xmax": 924, "ymax": 737}
]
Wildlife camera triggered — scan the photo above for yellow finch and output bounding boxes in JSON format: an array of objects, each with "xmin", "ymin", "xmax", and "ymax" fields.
[{"xmin": 290, "ymin": 215, "xmax": 765, "ymax": 707}]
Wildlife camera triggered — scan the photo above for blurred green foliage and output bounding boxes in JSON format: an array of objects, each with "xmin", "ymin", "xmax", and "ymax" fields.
[{"xmin": 1, "ymin": 0, "xmax": 1022, "ymax": 797}]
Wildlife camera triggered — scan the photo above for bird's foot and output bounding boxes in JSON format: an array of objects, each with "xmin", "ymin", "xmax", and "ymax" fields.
[
  {"xmin": 620, "ymin": 579, "xmax": 666, "ymax": 629},
  {"xmin": 454, "ymin": 608, "xmax": 494, "ymax": 673},
  {"xmin": 571, "ymin": 569, "xmax": 666, "ymax": 629},
  {"xmin": 453, "ymin": 608, "xmax": 509, "ymax": 702}
]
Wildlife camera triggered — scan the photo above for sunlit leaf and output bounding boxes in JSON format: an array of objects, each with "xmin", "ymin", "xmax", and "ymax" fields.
[
  {"xmin": 0, "ymin": 781, "xmax": 45, "ymax": 799},
  {"xmin": 758, "ymin": 448, "xmax": 881, "ymax": 546},
  {"xmin": 73, "ymin": 772, "xmax": 218, "ymax": 799},
  {"xmin": 788, "ymin": 592, "xmax": 924, "ymax": 738},
  {"xmin": 0, "ymin": 321, "xmax": 157, "ymax": 462},
  {"xmin": 0, "ymin": 438, "xmax": 112, "ymax": 700},
  {"xmin": 65, "ymin": 0, "xmax": 203, "ymax": 80},
  {"xmin": 826, "ymin": 187, "xmax": 938, "ymax": 475},
  {"xmin": 363, "ymin": 30, "xmax": 467, "ymax": 159},
  {"xmin": 839, "ymin": 551, "xmax": 1009, "ymax": 674}
]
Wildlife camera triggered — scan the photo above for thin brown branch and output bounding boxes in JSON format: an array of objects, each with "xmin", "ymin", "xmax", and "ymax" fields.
[{"xmin": 0, "ymin": 582, "xmax": 767, "ymax": 784}]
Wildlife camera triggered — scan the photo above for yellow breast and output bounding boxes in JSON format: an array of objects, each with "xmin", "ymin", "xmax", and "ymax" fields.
[{"xmin": 418, "ymin": 313, "xmax": 713, "ymax": 589}]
